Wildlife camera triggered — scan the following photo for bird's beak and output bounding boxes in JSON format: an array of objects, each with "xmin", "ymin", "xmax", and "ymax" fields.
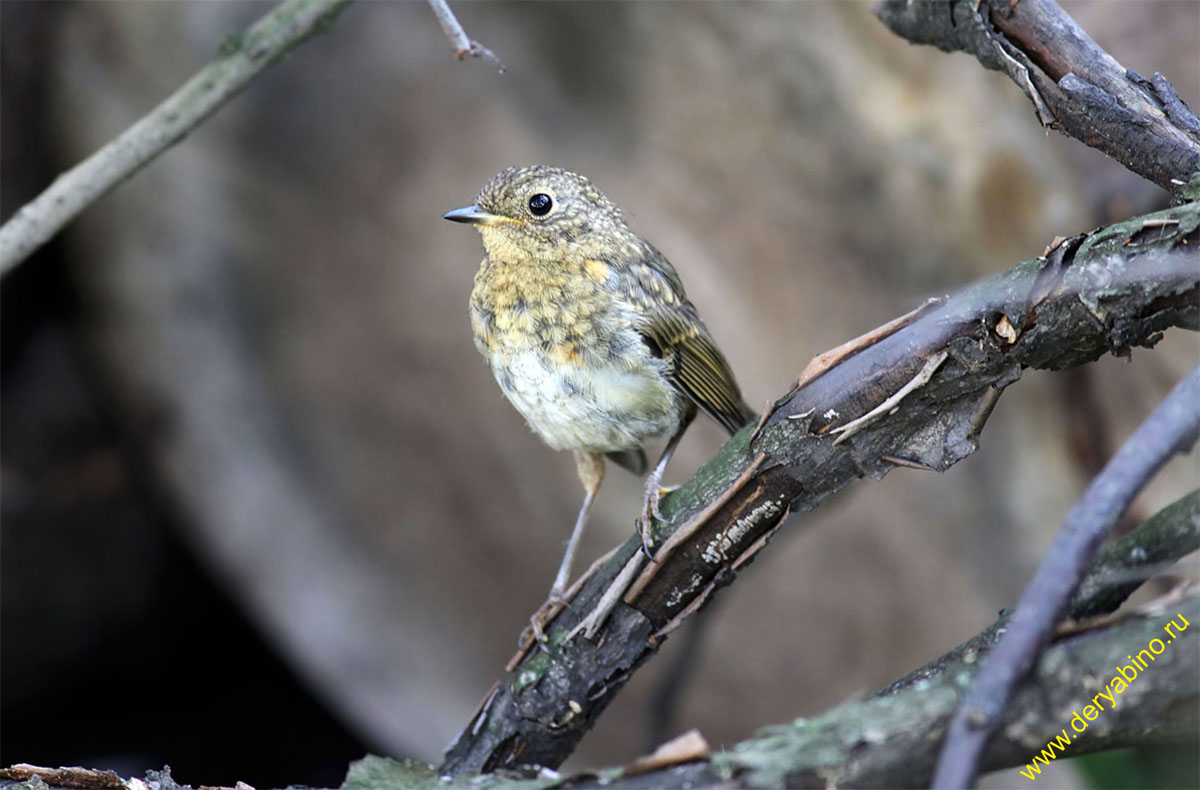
[{"xmin": 441, "ymin": 205, "xmax": 517, "ymax": 226}]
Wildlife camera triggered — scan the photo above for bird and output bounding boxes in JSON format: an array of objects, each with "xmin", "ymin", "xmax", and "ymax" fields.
[{"xmin": 443, "ymin": 165, "xmax": 755, "ymax": 609}]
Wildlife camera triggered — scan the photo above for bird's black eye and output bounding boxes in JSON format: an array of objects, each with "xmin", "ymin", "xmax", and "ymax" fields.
[{"xmin": 528, "ymin": 193, "xmax": 553, "ymax": 216}]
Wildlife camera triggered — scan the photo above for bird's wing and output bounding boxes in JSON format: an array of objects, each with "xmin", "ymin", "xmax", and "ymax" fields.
[{"xmin": 625, "ymin": 257, "xmax": 754, "ymax": 436}]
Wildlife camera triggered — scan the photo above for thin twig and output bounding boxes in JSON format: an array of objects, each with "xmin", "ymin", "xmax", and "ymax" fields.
[
  {"xmin": 932, "ymin": 363, "xmax": 1200, "ymax": 789},
  {"xmin": 571, "ymin": 551, "xmax": 646, "ymax": 640},
  {"xmin": 0, "ymin": 0, "xmax": 354, "ymax": 277},
  {"xmin": 426, "ymin": 0, "xmax": 505, "ymax": 72},
  {"xmin": 795, "ymin": 297, "xmax": 945, "ymax": 388},
  {"xmin": 427, "ymin": 0, "xmax": 470, "ymax": 53}
]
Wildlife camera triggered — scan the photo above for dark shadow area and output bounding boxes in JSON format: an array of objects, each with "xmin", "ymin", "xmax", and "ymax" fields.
[{"xmin": 1, "ymin": 3, "xmax": 367, "ymax": 786}]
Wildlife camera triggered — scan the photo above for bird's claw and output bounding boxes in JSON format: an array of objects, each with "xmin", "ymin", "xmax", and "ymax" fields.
[
  {"xmin": 637, "ymin": 502, "xmax": 656, "ymax": 558},
  {"xmin": 637, "ymin": 520, "xmax": 655, "ymax": 559},
  {"xmin": 521, "ymin": 618, "xmax": 548, "ymax": 647},
  {"xmin": 637, "ymin": 483, "xmax": 679, "ymax": 558}
]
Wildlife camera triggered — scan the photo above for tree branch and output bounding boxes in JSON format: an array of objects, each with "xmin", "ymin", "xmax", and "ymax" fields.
[
  {"xmin": 384, "ymin": 593, "xmax": 1200, "ymax": 787},
  {"xmin": 426, "ymin": 0, "xmax": 505, "ymax": 72},
  {"xmin": 1071, "ymin": 488, "xmax": 1200, "ymax": 619},
  {"xmin": 875, "ymin": 0, "xmax": 1200, "ymax": 199},
  {"xmin": 8, "ymin": 496, "xmax": 1195, "ymax": 790},
  {"xmin": 933, "ymin": 365, "xmax": 1200, "ymax": 787},
  {"xmin": 440, "ymin": 200, "xmax": 1199, "ymax": 776},
  {"xmin": 0, "ymin": 0, "xmax": 354, "ymax": 277}
]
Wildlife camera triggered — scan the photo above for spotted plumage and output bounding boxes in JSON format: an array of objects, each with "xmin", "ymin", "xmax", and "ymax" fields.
[{"xmin": 444, "ymin": 165, "xmax": 754, "ymax": 605}]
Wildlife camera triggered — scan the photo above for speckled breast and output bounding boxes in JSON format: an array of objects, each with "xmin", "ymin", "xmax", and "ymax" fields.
[{"xmin": 469, "ymin": 257, "xmax": 686, "ymax": 453}]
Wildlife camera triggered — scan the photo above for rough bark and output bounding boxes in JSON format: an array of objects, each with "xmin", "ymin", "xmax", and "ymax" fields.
[
  {"xmin": 875, "ymin": 0, "xmax": 1200, "ymax": 200},
  {"xmin": 381, "ymin": 582, "xmax": 1200, "ymax": 790},
  {"xmin": 7, "ymin": 494, "xmax": 1195, "ymax": 790},
  {"xmin": 439, "ymin": 201, "xmax": 1199, "ymax": 776}
]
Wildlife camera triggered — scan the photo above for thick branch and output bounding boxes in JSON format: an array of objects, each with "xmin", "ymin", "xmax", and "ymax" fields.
[
  {"xmin": 933, "ymin": 365, "xmax": 1200, "ymax": 788},
  {"xmin": 440, "ymin": 202, "xmax": 1200, "ymax": 776},
  {"xmin": 882, "ymin": 488, "xmax": 1200, "ymax": 700},
  {"xmin": 875, "ymin": 0, "xmax": 1200, "ymax": 198},
  {"xmin": 0, "ymin": 0, "xmax": 354, "ymax": 276},
  {"xmin": 714, "ymin": 597, "xmax": 1198, "ymax": 789},
  {"xmin": 371, "ymin": 596, "xmax": 1200, "ymax": 788},
  {"xmin": 8, "ymin": 517, "xmax": 1196, "ymax": 790}
]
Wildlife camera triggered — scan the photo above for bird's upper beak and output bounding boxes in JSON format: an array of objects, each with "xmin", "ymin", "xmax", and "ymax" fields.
[{"xmin": 441, "ymin": 205, "xmax": 517, "ymax": 226}]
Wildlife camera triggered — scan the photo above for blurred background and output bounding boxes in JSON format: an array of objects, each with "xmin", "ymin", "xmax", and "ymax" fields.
[{"xmin": 2, "ymin": 1, "xmax": 1197, "ymax": 788}]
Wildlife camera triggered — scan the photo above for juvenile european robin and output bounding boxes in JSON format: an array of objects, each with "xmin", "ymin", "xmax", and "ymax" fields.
[{"xmin": 443, "ymin": 166, "xmax": 755, "ymax": 602}]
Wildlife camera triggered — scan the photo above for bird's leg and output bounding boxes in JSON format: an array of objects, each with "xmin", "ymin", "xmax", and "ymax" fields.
[
  {"xmin": 636, "ymin": 406, "xmax": 696, "ymax": 557},
  {"xmin": 554, "ymin": 451, "xmax": 605, "ymax": 596},
  {"xmin": 527, "ymin": 451, "xmax": 605, "ymax": 643}
]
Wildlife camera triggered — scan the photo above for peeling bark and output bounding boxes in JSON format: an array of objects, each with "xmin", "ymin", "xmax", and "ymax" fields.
[
  {"xmin": 440, "ymin": 202, "xmax": 1199, "ymax": 777},
  {"xmin": 875, "ymin": 0, "xmax": 1200, "ymax": 199}
]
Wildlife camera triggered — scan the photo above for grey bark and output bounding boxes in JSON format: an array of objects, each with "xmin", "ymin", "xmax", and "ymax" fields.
[
  {"xmin": 440, "ymin": 201, "xmax": 1199, "ymax": 776},
  {"xmin": 933, "ymin": 365, "xmax": 1199, "ymax": 787},
  {"xmin": 875, "ymin": 0, "xmax": 1200, "ymax": 200},
  {"xmin": 7, "ymin": 494, "xmax": 1195, "ymax": 790}
]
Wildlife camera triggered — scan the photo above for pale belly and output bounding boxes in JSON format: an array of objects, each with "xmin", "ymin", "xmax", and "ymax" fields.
[{"xmin": 490, "ymin": 348, "xmax": 686, "ymax": 453}]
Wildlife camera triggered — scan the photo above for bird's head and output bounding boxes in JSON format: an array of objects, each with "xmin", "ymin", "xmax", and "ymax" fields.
[{"xmin": 443, "ymin": 166, "xmax": 631, "ymax": 262}]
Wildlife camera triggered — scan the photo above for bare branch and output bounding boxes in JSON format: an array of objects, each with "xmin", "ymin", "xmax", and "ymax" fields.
[
  {"xmin": 0, "ymin": 765, "xmax": 123, "ymax": 789},
  {"xmin": 1070, "ymin": 489, "xmax": 1200, "ymax": 619},
  {"xmin": 0, "ymin": 0, "xmax": 354, "ymax": 277},
  {"xmin": 932, "ymin": 371, "xmax": 1200, "ymax": 788},
  {"xmin": 882, "ymin": 488, "xmax": 1200, "ymax": 700},
  {"xmin": 440, "ymin": 201, "xmax": 1200, "ymax": 776},
  {"xmin": 875, "ymin": 0, "xmax": 1200, "ymax": 198},
  {"xmin": 11, "ymin": 495, "xmax": 1197, "ymax": 790},
  {"xmin": 426, "ymin": 0, "xmax": 505, "ymax": 72},
  {"xmin": 368, "ymin": 594, "xmax": 1200, "ymax": 787}
]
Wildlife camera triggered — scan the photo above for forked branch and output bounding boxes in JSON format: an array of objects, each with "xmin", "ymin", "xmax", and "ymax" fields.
[{"xmin": 440, "ymin": 199, "xmax": 1199, "ymax": 776}]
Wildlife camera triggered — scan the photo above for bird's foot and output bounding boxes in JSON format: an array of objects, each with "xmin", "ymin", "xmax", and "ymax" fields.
[
  {"xmin": 656, "ymin": 484, "xmax": 680, "ymax": 513},
  {"xmin": 505, "ymin": 545, "xmax": 623, "ymax": 671},
  {"xmin": 635, "ymin": 514, "xmax": 655, "ymax": 559},
  {"xmin": 636, "ymin": 483, "xmax": 678, "ymax": 558}
]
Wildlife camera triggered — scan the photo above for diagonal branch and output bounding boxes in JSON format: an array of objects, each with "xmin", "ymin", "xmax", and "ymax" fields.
[
  {"xmin": 0, "ymin": 0, "xmax": 355, "ymax": 277},
  {"xmin": 932, "ymin": 368, "xmax": 1200, "ymax": 787},
  {"xmin": 10, "ymin": 494, "xmax": 1196, "ymax": 790},
  {"xmin": 875, "ymin": 0, "xmax": 1200, "ymax": 199},
  {"xmin": 426, "ymin": 0, "xmax": 505, "ymax": 72},
  {"xmin": 440, "ymin": 201, "xmax": 1200, "ymax": 776},
  {"xmin": 883, "ymin": 488, "xmax": 1200, "ymax": 702},
  {"xmin": 390, "ymin": 593, "xmax": 1200, "ymax": 788}
]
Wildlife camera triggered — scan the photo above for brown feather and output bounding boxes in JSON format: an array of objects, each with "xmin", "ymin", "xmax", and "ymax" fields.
[{"xmin": 624, "ymin": 252, "xmax": 755, "ymax": 435}]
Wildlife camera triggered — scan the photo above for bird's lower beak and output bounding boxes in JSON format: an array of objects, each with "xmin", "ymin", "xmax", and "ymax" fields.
[{"xmin": 442, "ymin": 205, "xmax": 515, "ymax": 226}]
